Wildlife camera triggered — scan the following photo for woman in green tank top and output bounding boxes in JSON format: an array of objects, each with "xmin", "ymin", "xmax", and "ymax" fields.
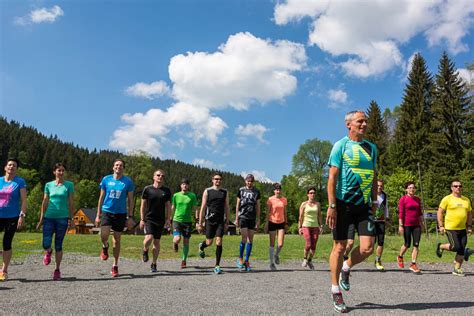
[{"xmin": 298, "ymin": 187, "xmax": 322, "ymax": 269}]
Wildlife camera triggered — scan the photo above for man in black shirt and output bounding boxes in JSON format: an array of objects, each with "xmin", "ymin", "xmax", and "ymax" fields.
[{"xmin": 139, "ymin": 169, "xmax": 171, "ymax": 272}]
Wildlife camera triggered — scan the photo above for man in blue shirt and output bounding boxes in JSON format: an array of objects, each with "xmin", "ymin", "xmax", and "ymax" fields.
[{"xmin": 95, "ymin": 159, "xmax": 135, "ymax": 277}]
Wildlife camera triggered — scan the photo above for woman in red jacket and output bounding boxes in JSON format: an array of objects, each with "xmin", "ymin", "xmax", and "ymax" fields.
[{"xmin": 397, "ymin": 181, "xmax": 424, "ymax": 273}]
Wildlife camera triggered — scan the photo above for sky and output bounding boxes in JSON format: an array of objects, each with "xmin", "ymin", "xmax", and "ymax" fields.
[{"xmin": 1, "ymin": 0, "xmax": 473, "ymax": 183}]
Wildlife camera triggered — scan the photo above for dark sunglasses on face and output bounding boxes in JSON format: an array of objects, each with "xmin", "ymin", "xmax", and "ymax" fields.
[
  {"xmin": 452, "ymin": 185, "xmax": 462, "ymax": 188},
  {"xmin": 213, "ymin": 178, "xmax": 222, "ymax": 181},
  {"xmin": 156, "ymin": 174, "xmax": 165, "ymax": 178},
  {"xmin": 308, "ymin": 192, "xmax": 316, "ymax": 194}
]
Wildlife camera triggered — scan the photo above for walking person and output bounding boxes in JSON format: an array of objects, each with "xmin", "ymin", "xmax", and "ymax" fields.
[
  {"xmin": 0, "ymin": 158, "xmax": 27, "ymax": 281},
  {"xmin": 374, "ymin": 179, "xmax": 389, "ymax": 271},
  {"xmin": 436, "ymin": 179, "xmax": 472, "ymax": 276},
  {"xmin": 326, "ymin": 110, "xmax": 378, "ymax": 313},
  {"xmin": 139, "ymin": 169, "xmax": 171, "ymax": 273},
  {"xmin": 197, "ymin": 172, "xmax": 230, "ymax": 274},
  {"xmin": 397, "ymin": 181, "xmax": 423, "ymax": 274},
  {"xmin": 236, "ymin": 174, "xmax": 261, "ymax": 272},
  {"xmin": 37, "ymin": 163, "xmax": 75, "ymax": 280},
  {"xmin": 95, "ymin": 159, "xmax": 135, "ymax": 277},
  {"xmin": 298, "ymin": 187, "xmax": 322, "ymax": 270},
  {"xmin": 171, "ymin": 178, "xmax": 197, "ymax": 269},
  {"xmin": 265, "ymin": 182, "xmax": 288, "ymax": 271}
]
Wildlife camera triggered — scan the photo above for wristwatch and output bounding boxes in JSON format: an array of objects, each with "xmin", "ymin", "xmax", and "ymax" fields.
[
  {"xmin": 19, "ymin": 212, "xmax": 26, "ymax": 218},
  {"xmin": 329, "ymin": 203, "xmax": 336, "ymax": 209}
]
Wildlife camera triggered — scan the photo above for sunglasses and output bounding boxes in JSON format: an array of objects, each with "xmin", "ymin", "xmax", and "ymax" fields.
[
  {"xmin": 308, "ymin": 192, "xmax": 316, "ymax": 194},
  {"xmin": 452, "ymin": 185, "xmax": 462, "ymax": 188},
  {"xmin": 213, "ymin": 178, "xmax": 222, "ymax": 181},
  {"xmin": 156, "ymin": 174, "xmax": 165, "ymax": 178}
]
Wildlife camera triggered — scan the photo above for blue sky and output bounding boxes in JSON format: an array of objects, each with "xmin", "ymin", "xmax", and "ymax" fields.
[{"xmin": 1, "ymin": 0, "xmax": 473, "ymax": 183}]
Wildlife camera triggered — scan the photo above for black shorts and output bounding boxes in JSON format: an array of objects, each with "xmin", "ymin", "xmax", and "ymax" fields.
[
  {"xmin": 347, "ymin": 223, "xmax": 356, "ymax": 240},
  {"xmin": 0, "ymin": 217, "xmax": 19, "ymax": 251},
  {"xmin": 333, "ymin": 200, "xmax": 375, "ymax": 241},
  {"xmin": 206, "ymin": 221, "xmax": 225, "ymax": 239},
  {"xmin": 101, "ymin": 212, "xmax": 126, "ymax": 232},
  {"xmin": 268, "ymin": 221, "xmax": 285, "ymax": 231},
  {"xmin": 173, "ymin": 221, "xmax": 192, "ymax": 239},
  {"xmin": 374, "ymin": 221, "xmax": 385, "ymax": 246},
  {"xmin": 403, "ymin": 226, "xmax": 421, "ymax": 248},
  {"xmin": 239, "ymin": 218, "xmax": 256, "ymax": 230},
  {"xmin": 446, "ymin": 229, "xmax": 468, "ymax": 256},
  {"xmin": 144, "ymin": 220, "xmax": 165, "ymax": 239}
]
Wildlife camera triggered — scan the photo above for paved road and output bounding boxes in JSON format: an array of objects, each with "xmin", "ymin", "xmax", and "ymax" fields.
[{"xmin": 1, "ymin": 255, "xmax": 473, "ymax": 315}]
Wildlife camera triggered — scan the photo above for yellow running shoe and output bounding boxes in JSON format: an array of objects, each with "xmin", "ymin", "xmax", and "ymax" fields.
[
  {"xmin": 0, "ymin": 271, "xmax": 8, "ymax": 281},
  {"xmin": 375, "ymin": 260, "xmax": 385, "ymax": 271}
]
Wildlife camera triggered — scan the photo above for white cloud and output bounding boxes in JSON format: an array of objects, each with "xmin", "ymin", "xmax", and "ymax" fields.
[
  {"xmin": 111, "ymin": 32, "xmax": 306, "ymax": 155},
  {"xmin": 457, "ymin": 68, "xmax": 473, "ymax": 86},
  {"xmin": 328, "ymin": 89, "xmax": 347, "ymax": 104},
  {"xmin": 192, "ymin": 159, "xmax": 225, "ymax": 170},
  {"xmin": 15, "ymin": 5, "xmax": 64, "ymax": 25},
  {"xmin": 125, "ymin": 81, "xmax": 170, "ymax": 100},
  {"xmin": 274, "ymin": 0, "xmax": 474, "ymax": 77},
  {"xmin": 235, "ymin": 123, "xmax": 270, "ymax": 143},
  {"xmin": 240, "ymin": 170, "xmax": 273, "ymax": 183}
]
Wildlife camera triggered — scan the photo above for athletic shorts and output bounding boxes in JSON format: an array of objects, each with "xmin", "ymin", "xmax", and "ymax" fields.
[
  {"xmin": 403, "ymin": 226, "xmax": 421, "ymax": 248},
  {"xmin": 347, "ymin": 223, "xmax": 356, "ymax": 240},
  {"xmin": 144, "ymin": 220, "xmax": 165, "ymax": 239},
  {"xmin": 173, "ymin": 221, "xmax": 192, "ymax": 239},
  {"xmin": 239, "ymin": 218, "xmax": 256, "ymax": 230},
  {"xmin": 268, "ymin": 221, "xmax": 285, "ymax": 231},
  {"xmin": 100, "ymin": 212, "xmax": 126, "ymax": 232},
  {"xmin": 446, "ymin": 229, "xmax": 467, "ymax": 256},
  {"xmin": 333, "ymin": 200, "xmax": 375, "ymax": 241},
  {"xmin": 206, "ymin": 221, "xmax": 225, "ymax": 239},
  {"xmin": 0, "ymin": 217, "xmax": 19, "ymax": 251},
  {"xmin": 374, "ymin": 221, "xmax": 385, "ymax": 246}
]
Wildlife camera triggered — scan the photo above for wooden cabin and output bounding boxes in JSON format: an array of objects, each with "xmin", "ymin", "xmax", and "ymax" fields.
[{"xmin": 68, "ymin": 208, "xmax": 97, "ymax": 234}]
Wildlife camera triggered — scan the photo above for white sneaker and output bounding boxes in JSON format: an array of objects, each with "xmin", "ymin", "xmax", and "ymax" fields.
[{"xmin": 302, "ymin": 259, "xmax": 308, "ymax": 267}]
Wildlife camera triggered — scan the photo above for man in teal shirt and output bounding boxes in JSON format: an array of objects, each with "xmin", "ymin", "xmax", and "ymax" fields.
[{"xmin": 326, "ymin": 110, "xmax": 378, "ymax": 313}]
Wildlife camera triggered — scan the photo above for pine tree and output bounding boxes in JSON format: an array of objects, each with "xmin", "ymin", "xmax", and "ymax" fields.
[
  {"xmin": 365, "ymin": 100, "xmax": 388, "ymax": 175},
  {"xmin": 389, "ymin": 53, "xmax": 433, "ymax": 173},
  {"xmin": 430, "ymin": 52, "xmax": 470, "ymax": 178}
]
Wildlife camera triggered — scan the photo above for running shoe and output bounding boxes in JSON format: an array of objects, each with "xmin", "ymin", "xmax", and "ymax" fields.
[
  {"xmin": 343, "ymin": 255, "xmax": 349, "ymax": 262},
  {"xmin": 0, "ymin": 271, "xmax": 8, "ymax": 282},
  {"xmin": 332, "ymin": 292, "xmax": 348, "ymax": 313},
  {"xmin": 452, "ymin": 267, "xmax": 465, "ymax": 277},
  {"xmin": 301, "ymin": 259, "xmax": 308, "ymax": 267},
  {"xmin": 375, "ymin": 260, "xmax": 384, "ymax": 271},
  {"xmin": 464, "ymin": 247, "xmax": 471, "ymax": 262},
  {"xmin": 397, "ymin": 256, "xmax": 404, "ymax": 269},
  {"xmin": 111, "ymin": 265, "xmax": 119, "ymax": 277},
  {"xmin": 237, "ymin": 258, "xmax": 244, "ymax": 269},
  {"xmin": 43, "ymin": 250, "xmax": 52, "ymax": 266},
  {"xmin": 409, "ymin": 263, "xmax": 421, "ymax": 273},
  {"xmin": 436, "ymin": 243, "xmax": 443, "ymax": 258},
  {"xmin": 150, "ymin": 263, "xmax": 158, "ymax": 273},
  {"xmin": 142, "ymin": 249, "xmax": 149, "ymax": 263},
  {"xmin": 181, "ymin": 260, "xmax": 186, "ymax": 269},
  {"xmin": 198, "ymin": 242, "xmax": 206, "ymax": 259},
  {"xmin": 339, "ymin": 269, "xmax": 350, "ymax": 291},
  {"xmin": 270, "ymin": 263, "xmax": 277, "ymax": 271},
  {"xmin": 274, "ymin": 254, "xmax": 280, "ymax": 265},
  {"xmin": 173, "ymin": 242, "xmax": 179, "ymax": 252},
  {"xmin": 214, "ymin": 266, "xmax": 222, "ymax": 274},
  {"xmin": 244, "ymin": 261, "xmax": 252, "ymax": 272},
  {"xmin": 100, "ymin": 246, "xmax": 109, "ymax": 261},
  {"xmin": 53, "ymin": 269, "xmax": 61, "ymax": 281},
  {"xmin": 307, "ymin": 260, "xmax": 315, "ymax": 270}
]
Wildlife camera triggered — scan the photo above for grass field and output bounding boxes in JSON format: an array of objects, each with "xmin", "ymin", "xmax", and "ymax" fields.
[{"xmin": 4, "ymin": 232, "xmax": 473, "ymax": 265}]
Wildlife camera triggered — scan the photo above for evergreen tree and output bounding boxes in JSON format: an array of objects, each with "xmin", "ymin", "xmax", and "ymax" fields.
[
  {"xmin": 390, "ymin": 53, "xmax": 433, "ymax": 173},
  {"xmin": 365, "ymin": 100, "xmax": 388, "ymax": 175},
  {"xmin": 430, "ymin": 52, "xmax": 470, "ymax": 178}
]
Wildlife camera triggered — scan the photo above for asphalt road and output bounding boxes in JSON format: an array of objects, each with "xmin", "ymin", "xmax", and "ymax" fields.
[{"xmin": 1, "ymin": 255, "xmax": 473, "ymax": 315}]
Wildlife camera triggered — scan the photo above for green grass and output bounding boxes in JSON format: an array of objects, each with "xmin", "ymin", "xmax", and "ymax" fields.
[{"xmin": 4, "ymin": 232, "xmax": 473, "ymax": 264}]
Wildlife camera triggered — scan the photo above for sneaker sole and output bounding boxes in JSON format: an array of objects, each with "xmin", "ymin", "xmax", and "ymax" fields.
[
  {"xmin": 452, "ymin": 272, "xmax": 465, "ymax": 277},
  {"xmin": 338, "ymin": 273, "xmax": 350, "ymax": 291},
  {"xmin": 333, "ymin": 305, "xmax": 348, "ymax": 313}
]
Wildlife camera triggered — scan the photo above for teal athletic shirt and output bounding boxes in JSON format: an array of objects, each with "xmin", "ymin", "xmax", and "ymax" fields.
[
  {"xmin": 328, "ymin": 136, "xmax": 377, "ymax": 205},
  {"xmin": 44, "ymin": 181, "xmax": 75, "ymax": 218}
]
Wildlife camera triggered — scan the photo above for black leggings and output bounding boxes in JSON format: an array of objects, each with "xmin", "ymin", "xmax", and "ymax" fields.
[
  {"xmin": 446, "ymin": 230, "xmax": 467, "ymax": 256},
  {"xmin": 375, "ymin": 221, "xmax": 385, "ymax": 246},
  {"xmin": 403, "ymin": 226, "xmax": 421, "ymax": 248},
  {"xmin": 0, "ymin": 217, "xmax": 19, "ymax": 251}
]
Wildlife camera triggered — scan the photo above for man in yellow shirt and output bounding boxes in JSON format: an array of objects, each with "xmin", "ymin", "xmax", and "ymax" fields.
[{"xmin": 436, "ymin": 180, "xmax": 472, "ymax": 276}]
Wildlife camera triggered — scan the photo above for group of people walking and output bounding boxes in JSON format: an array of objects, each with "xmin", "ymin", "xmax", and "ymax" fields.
[{"xmin": 0, "ymin": 110, "xmax": 471, "ymax": 314}]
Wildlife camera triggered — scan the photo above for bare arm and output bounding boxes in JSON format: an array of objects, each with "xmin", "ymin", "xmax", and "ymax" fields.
[
  {"xmin": 18, "ymin": 187, "xmax": 27, "ymax": 229},
  {"xmin": 68, "ymin": 192, "xmax": 75, "ymax": 227},
  {"xmin": 467, "ymin": 211, "xmax": 472, "ymax": 235},
  {"xmin": 370, "ymin": 171, "xmax": 377, "ymax": 215},
  {"xmin": 127, "ymin": 191, "xmax": 134, "ymax": 217},
  {"xmin": 165, "ymin": 201, "xmax": 171, "ymax": 224},
  {"xmin": 255, "ymin": 199, "xmax": 261, "ymax": 230},
  {"xmin": 326, "ymin": 166, "xmax": 339, "ymax": 229},
  {"xmin": 95, "ymin": 189, "xmax": 105, "ymax": 227},
  {"xmin": 235, "ymin": 197, "xmax": 241, "ymax": 227},
  {"xmin": 437, "ymin": 207, "xmax": 445, "ymax": 234},
  {"xmin": 37, "ymin": 193, "xmax": 49, "ymax": 230},
  {"xmin": 224, "ymin": 193, "xmax": 230, "ymax": 225},
  {"xmin": 317, "ymin": 202, "xmax": 323, "ymax": 228},
  {"xmin": 198, "ymin": 190, "xmax": 208, "ymax": 226}
]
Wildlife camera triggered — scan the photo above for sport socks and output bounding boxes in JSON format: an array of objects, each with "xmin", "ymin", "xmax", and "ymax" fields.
[
  {"xmin": 331, "ymin": 284, "xmax": 341, "ymax": 294},
  {"xmin": 269, "ymin": 247, "xmax": 274, "ymax": 264},
  {"xmin": 245, "ymin": 243, "xmax": 253, "ymax": 262},
  {"xmin": 182, "ymin": 244, "xmax": 189, "ymax": 260},
  {"xmin": 239, "ymin": 241, "xmax": 245, "ymax": 259},
  {"xmin": 342, "ymin": 260, "xmax": 350, "ymax": 272},
  {"xmin": 216, "ymin": 245, "xmax": 223, "ymax": 266}
]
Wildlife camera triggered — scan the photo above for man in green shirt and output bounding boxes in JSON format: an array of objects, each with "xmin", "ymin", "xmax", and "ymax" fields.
[{"xmin": 171, "ymin": 178, "xmax": 197, "ymax": 268}]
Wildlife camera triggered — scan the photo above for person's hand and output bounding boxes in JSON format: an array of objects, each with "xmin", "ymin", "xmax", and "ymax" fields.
[
  {"xmin": 439, "ymin": 226, "xmax": 445, "ymax": 235},
  {"xmin": 326, "ymin": 207, "xmax": 337, "ymax": 230},
  {"xmin": 17, "ymin": 216, "xmax": 24, "ymax": 230},
  {"xmin": 126, "ymin": 217, "xmax": 134, "ymax": 231},
  {"xmin": 298, "ymin": 227, "xmax": 303, "ymax": 235},
  {"xmin": 398, "ymin": 226, "xmax": 404, "ymax": 235},
  {"xmin": 197, "ymin": 223, "xmax": 203, "ymax": 234},
  {"xmin": 139, "ymin": 220, "xmax": 145, "ymax": 230},
  {"xmin": 467, "ymin": 227, "xmax": 472, "ymax": 236},
  {"xmin": 36, "ymin": 218, "xmax": 43, "ymax": 230},
  {"xmin": 284, "ymin": 223, "xmax": 289, "ymax": 233},
  {"xmin": 95, "ymin": 216, "xmax": 101, "ymax": 228},
  {"xmin": 255, "ymin": 219, "xmax": 260, "ymax": 232},
  {"xmin": 235, "ymin": 218, "xmax": 240, "ymax": 228},
  {"xmin": 264, "ymin": 222, "xmax": 269, "ymax": 234},
  {"xmin": 224, "ymin": 223, "xmax": 228, "ymax": 233}
]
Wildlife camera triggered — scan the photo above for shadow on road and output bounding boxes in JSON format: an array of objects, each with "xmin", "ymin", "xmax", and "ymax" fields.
[{"xmin": 355, "ymin": 301, "xmax": 474, "ymax": 311}]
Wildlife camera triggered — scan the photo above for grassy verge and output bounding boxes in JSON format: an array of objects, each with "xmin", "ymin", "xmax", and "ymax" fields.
[{"xmin": 4, "ymin": 232, "xmax": 473, "ymax": 264}]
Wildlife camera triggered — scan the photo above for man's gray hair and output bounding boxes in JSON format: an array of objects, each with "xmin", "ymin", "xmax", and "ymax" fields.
[{"xmin": 345, "ymin": 110, "xmax": 365, "ymax": 123}]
